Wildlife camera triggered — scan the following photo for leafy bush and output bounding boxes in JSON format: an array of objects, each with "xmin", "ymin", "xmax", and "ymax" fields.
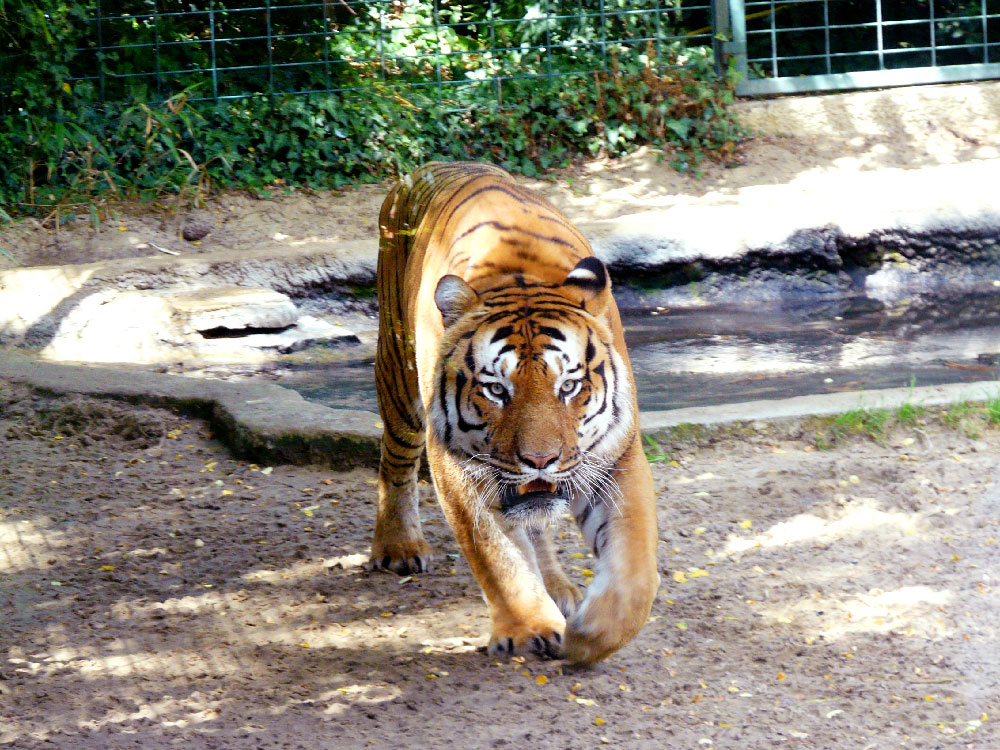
[{"xmin": 0, "ymin": 0, "xmax": 745, "ymax": 216}]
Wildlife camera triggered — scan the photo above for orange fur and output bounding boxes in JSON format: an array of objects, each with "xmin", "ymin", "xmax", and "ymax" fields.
[{"xmin": 373, "ymin": 162, "xmax": 659, "ymax": 663}]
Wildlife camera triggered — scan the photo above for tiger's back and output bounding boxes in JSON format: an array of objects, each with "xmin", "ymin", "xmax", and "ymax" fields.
[{"xmin": 372, "ymin": 162, "xmax": 659, "ymax": 664}]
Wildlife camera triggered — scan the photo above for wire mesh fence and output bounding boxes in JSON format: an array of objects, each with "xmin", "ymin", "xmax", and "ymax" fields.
[
  {"xmin": 8, "ymin": 1, "xmax": 999, "ymax": 118},
  {"xmin": 733, "ymin": 0, "xmax": 1000, "ymax": 94},
  {"xmin": 745, "ymin": 0, "xmax": 1000, "ymax": 78},
  {"xmin": 62, "ymin": 1, "xmax": 716, "ymax": 106}
]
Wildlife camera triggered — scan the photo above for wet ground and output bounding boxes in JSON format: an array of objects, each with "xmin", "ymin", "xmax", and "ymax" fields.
[{"xmin": 276, "ymin": 291, "xmax": 1000, "ymax": 413}]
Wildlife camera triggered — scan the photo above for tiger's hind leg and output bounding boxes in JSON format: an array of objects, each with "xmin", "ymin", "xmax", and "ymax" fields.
[
  {"xmin": 528, "ymin": 528, "xmax": 584, "ymax": 618},
  {"xmin": 371, "ymin": 185, "xmax": 432, "ymax": 576},
  {"xmin": 372, "ymin": 328, "xmax": 431, "ymax": 574}
]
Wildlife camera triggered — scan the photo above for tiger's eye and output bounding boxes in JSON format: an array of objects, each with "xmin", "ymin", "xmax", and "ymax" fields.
[
  {"xmin": 487, "ymin": 382, "xmax": 506, "ymax": 398},
  {"xmin": 560, "ymin": 379, "xmax": 580, "ymax": 395}
]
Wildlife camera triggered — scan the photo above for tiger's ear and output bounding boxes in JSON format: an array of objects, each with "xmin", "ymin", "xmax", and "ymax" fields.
[
  {"xmin": 563, "ymin": 257, "xmax": 611, "ymax": 316},
  {"xmin": 435, "ymin": 275, "xmax": 480, "ymax": 326}
]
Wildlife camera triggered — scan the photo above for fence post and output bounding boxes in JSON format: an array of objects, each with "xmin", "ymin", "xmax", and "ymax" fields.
[
  {"xmin": 722, "ymin": 0, "xmax": 748, "ymax": 85},
  {"xmin": 209, "ymin": 0, "xmax": 219, "ymax": 102},
  {"xmin": 711, "ymin": 0, "xmax": 729, "ymax": 75},
  {"xmin": 96, "ymin": 0, "xmax": 106, "ymax": 103}
]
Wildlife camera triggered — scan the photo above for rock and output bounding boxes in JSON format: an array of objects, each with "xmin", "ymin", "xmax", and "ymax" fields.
[
  {"xmin": 36, "ymin": 286, "xmax": 359, "ymax": 365},
  {"xmin": 39, "ymin": 289, "xmax": 178, "ymax": 363},
  {"xmin": 168, "ymin": 287, "xmax": 299, "ymax": 333},
  {"xmin": 182, "ymin": 217, "xmax": 213, "ymax": 241},
  {"xmin": 195, "ymin": 315, "xmax": 360, "ymax": 356}
]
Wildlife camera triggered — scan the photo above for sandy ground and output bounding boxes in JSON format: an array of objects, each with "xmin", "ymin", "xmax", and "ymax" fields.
[
  {"xmin": 3, "ymin": 106, "xmax": 999, "ymax": 270},
  {"xmin": 2, "ymin": 381, "xmax": 999, "ymax": 749}
]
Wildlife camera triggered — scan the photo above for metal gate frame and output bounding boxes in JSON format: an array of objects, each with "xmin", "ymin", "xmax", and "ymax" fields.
[{"xmin": 716, "ymin": 0, "xmax": 1000, "ymax": 96}]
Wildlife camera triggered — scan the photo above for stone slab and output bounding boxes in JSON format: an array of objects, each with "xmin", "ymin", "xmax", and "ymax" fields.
[
  {"xmin": 5, "ymin": 349, "xmax": 1000, "ymax": 470},
  {"xmin": 0, "ymin": 350, "xmax": 380, "ymax": 469}
]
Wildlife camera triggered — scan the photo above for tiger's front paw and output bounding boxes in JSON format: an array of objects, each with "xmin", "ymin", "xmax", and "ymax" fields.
[
  {"xmin": 563, "ymin": 617, "xmax": 623, "ymax": 665},
  {"xmin": 370, "ymin": 538, "xmax": 433, "ymax": 575},
  {"xmin": 563, "ymin": 570, "xmax": 659, "ymax": 665},
  {"xmin": 487, "ymin": 624, "xmax": 565, "ymax": 660}
]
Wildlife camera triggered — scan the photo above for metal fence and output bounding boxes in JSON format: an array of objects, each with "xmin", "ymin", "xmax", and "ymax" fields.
[
  {"xmin": 66, "ymin": 1, "xmax": 716, "ymax": 106},
  {"xmin": 727, "ymin": 0, "xmax": 1000, "ymax": 95},
  {"xmin": 10, "ymin": 1, "xmax": 998, "ymax": 109}
]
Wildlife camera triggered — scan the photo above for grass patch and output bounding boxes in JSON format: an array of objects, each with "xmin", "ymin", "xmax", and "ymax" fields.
[
  {"xmin": 669, "ymin": 422, "xmax": 712, "ymax": 443},
  {"xmin": 808, "ymin": 402, "xmax": 918, "ymax": 448},
  {"xmin": 940, "ymin": 400, "xmax": 979, "ymax": 426},
  {"xmin": 987, "ymin": 395, "xmax": 1000, "ymax": 425},
  {"xmin": 938, "ymin": 400, "xmax": 985, "ymax": 438},
  {"xmin": 807, "ymin": 392, "xmax": 1000, "ymax": 448},
  {"xmin": 895, "ymin": 401, "xmax": 927, "ymax": 426},
  {"xmin": 642, "ymin": 435, "xmax": 672, "ymax": 464},
  {"xmin": 645, "ymin": 391, "xmax": 1000, "ymax": 456},
  {"xmin": 828, "ymin": 406, "xmax": 890, "ymax": 442}
]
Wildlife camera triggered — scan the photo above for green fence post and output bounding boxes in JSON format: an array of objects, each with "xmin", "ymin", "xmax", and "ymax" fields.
[
  {"xmin": 725, "ymin": 0, "xmax": 748, "ymax": 86},
  {"xmin": 711, "ymin": 0, "xmax": 730, "ymax": 76}
]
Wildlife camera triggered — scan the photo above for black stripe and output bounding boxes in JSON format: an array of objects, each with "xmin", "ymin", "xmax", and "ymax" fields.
[
  {"xmin": 453, "ymin": 370, "xmax": 486, "ymax": 432},
  {"xmin": 449, "ymin": 220, "xmax": 578, "ymax": 253},
  {"xmin": 376, "ymin": 343, "xmax": 419, "ymax": 405},
  {"xmin": 380, "ymin": 454, "xmax": 415, "ymax": 471},
  {"xmin": 593, "ymin": 518, "xmax": 610, "ymax": 558},
  {"xmin": 581, "ymin": 361, "xmax": 608, "ymax": 427},
  {"xmin": 608, "ymin": 350, "xmax": 622, "ymax": 425},
  {"xmin": 490, "ymin": 325, "xmax": 514, "ymax": 343},
  {"xmin": 537, "ymin": 325, "xmax": 565, "ymax": 341},
  {"xmin": 536, "ymin": 212, "xmax": 589, "ymax": 240},
  {"xmin": 375, "ymin": 367, "xmax": 421, "ymax": 433},
  {"xmin": 448, "ymin": 184, "xmax": 545, "ymax": 218},
  {"xmin": 438, "ymin": 370, "xmax": 452, "ymax": 444},
  {"xmin": 464, "ymin": 341, "xmax": 476, "ymax": 372},
  {"xmin": 381, "ymin": 430, "xmax": 424, "ymax": 454}
]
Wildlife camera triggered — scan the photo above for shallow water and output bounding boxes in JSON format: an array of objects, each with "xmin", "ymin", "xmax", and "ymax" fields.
[{"xmin": 278, "ymin": 293, "xmax": 1000, "ymax": 413}]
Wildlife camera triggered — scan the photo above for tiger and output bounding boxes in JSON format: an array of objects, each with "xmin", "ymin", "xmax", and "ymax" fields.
[{"xmin": 372, "ymin": 161, "xmax": 659, "ymax": 664}]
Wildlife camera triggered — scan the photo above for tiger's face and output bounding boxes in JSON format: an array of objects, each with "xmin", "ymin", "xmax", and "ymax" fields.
[{"xmin": 429, "ymin": 259, "xmax": 634, "ymax": 526}]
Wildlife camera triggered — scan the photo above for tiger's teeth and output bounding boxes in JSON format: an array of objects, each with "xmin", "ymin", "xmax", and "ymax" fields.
[{"xmin": 518, "ymin": 480, "xmax": 557, "ymax": 495}]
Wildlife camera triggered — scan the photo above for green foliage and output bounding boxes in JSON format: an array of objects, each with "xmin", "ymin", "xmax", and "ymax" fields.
[
  {"xmin": 986, "ymin": 395, "xmax": 1000, "ymax": 425},
  {"xmin": 809, "ymin": 390, "xmax": 1000, "ymax": 448},
  {"xmin": 940, "ymin": 400, "xmax": 979, "ymax": 426},
  {"xmin": 642, "ymin": 435, "xmax": 672, "ymax": 464},
  {"xmin": 894, "ymin": 401, "xmax": 927, "ymax": 426},
  {"xmin": 829, "ymin": 406, "xmax": 890, "ymax": 442},
  {"xmin": 0, "ymin": 0, "xmax": 745, "ymax": 214},
  {"xmin": 808, "ymin": 404, "xmax": 892, "ymax": 447}
]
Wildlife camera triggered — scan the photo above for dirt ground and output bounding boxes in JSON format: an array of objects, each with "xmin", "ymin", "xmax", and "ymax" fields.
[
  {"xmin": 2, "ymin": 381, "xmax": 998, "ymax": 749},
  {"xmin": 3, "ymin": 110, "xmax": 999, "ymax": 270}
]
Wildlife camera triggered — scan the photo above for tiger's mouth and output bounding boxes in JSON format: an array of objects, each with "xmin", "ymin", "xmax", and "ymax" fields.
[{"xmin": 499, "ymin": 479, "xmax": 567, "ymax": 526}]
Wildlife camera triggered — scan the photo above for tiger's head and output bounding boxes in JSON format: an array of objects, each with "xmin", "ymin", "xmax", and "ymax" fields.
[{"xmin": 429, "ymin": 257, "xmax": 634, "ymax": 527}]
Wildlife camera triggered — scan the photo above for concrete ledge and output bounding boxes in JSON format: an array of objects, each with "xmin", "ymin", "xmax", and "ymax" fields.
[
  {"xmin": 641, "ymin": 379, "xmax": 1000, "ymax": 435},
  {"xmin": 0, "ymin": 351, "xmax": 381, "ymax": 469},
  {"xmin": 5, "ymin": 350, "xmax": 1000, "ymax": 470}
]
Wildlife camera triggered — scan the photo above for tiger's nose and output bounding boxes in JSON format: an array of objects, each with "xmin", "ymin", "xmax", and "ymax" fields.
[{"xmin": 520, "ymin": 452, "xmax": 559, "ymax": 470}]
